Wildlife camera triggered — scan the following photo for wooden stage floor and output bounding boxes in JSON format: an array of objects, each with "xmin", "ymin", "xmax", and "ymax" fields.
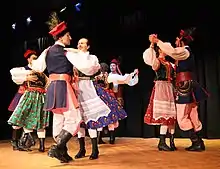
[{"xmin": 0, "ymin": 137, "xmax": 220, "ymax": 169}]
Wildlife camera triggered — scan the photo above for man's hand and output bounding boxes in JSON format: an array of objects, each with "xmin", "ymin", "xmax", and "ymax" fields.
[
  {"xmin": 26, "ymin": 74, "xmax": 38, "ymax": 82},
  {"xmin": 149, "ymin": 34, "xmax": 158, "ymax": 43},
  {"xmin": 134, "ymin": 69, "xmax": 139, "ymax": 75}
]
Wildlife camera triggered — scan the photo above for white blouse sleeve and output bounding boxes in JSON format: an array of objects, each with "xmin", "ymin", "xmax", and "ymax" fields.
[
  {"xmin": 157, "ymin": 40, "xmax": 190, "ymax": 60},
  {"xmin": 107, "ymin": 71, "xmax": 138, "ymax": 86},
  {"xmin": 10, "ymin": 67, "xmax": 32, "ymax": 85},
  {"xmin": 31, "ymin": 48, "xmax": 49, "ymax": 72},
  {"xmin": 143, "ymin": 47, "xmax": 160, "ymax": 70},
  {"xmin": 66, "ymin": 51, "xmax": 100, "ymax": 76}
]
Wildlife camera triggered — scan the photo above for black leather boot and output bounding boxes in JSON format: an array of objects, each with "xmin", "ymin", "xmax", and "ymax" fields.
[
  {"xmin": 89, "ymin": 138, "xmax": 99, "ymax": 160},
  {"xmin": 170, "ymin": 134, "xmax": 177, "ymax": 151},
  {"xmin": 185, "ymin": 130, "xmax": 205, "ymax": 151},
  {"xmin": 62, "ymin": 146, "xmax": 73, "ymax": 162},
  {"xmin": 24, "ymin": 133, "xmax": 36, "ymax": 149},
  {"xmin": 11, "ymin": 129, "xmax": 21, "ymax": 150},
  {"xmin": 75, "ymin": 137, "xmax": 86, "ymax": 159},
  {"xmin": 19, "ymin": 133, "xmax": 31, "ymax": 151},
  {"xmin": 109, "ymin": 131, "xmax": 115, "ymax": 144},
  {"xmin": 48, "ymin": 129, "xmax": 72, "ymax": 163},
  {"xmin": 158, "ymin": 135, "xmax": 171, "ymax": 151},
  {"xmin": 98, "ymin": 131, "xmax": 106, "ymax": 144},
  {"xmin": 38, "ymin": 138, "xmax": 45, "ymax": 152}
]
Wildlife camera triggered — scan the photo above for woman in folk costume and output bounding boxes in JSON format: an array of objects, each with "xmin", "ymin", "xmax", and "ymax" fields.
[
  {"xmin": 8, "ymin": 50, "xmax": 50, "ymax": 152},
  {"xmin": 8, "ymin": 50, "xmax": 36, "ymax": 151},
  {"xmin": 31, "ymin": 12, "xmax": 82, "ymax": 163},
  {"xmin": 143, "ymin": 42, "xmax": 177, "ymax": 151},
  {"xmin": 150, "ymin": 28, "xmax": 209, "ymax": 151},
  {"xmin": 64, "ymin": 38, "xmax": 111, "ymax": 160},
  {"xmin": 97, "ymin": 58, "xmax": 139, "ymax": 144},
  {"xmin": 93, "ymin": 63, "xmax": 127, "ymax": 144}
]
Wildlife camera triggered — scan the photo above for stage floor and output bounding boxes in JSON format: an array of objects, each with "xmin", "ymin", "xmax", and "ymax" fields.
[{"xmin": 0, "ymin": 137, "xmax": 220, "ymax": 169}]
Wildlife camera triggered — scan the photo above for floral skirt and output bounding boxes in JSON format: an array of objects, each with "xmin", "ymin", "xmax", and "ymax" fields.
[
  {"xmin": 144, "ymin": 81, "xmax": 176, "ymax": 125},
  {"xmin": 86, "ymin": 82, "xmax": 127, "ymax": 129},
  {"xmin": 8, "ymin": 91, "xmax": 50, "ymax": 130}
]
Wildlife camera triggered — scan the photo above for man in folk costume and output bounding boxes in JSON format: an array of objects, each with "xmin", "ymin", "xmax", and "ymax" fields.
[
  {"xmin": 8, "ymin": 50, "xmax": 37, "ymax": 150},
  {"xmin": 31, "ymin": 12, "xmax": 82, "ymax": 163},
  {"xmin": 8, "ymin": 50, "xmax": 50, "ymax": 152},
  {"xmin": 64, "ymin": 38, "xmax": 111, "ymax": 160},
  {"xmin": 150, "ymin": 28, "xmax": 209, "ymax": 151},
  {"xmin": 97, "ymin": 58, "xmax": 139, "ymax": 144}
]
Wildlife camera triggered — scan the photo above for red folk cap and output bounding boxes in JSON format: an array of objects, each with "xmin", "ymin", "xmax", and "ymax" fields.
[
  {"xmin": 179, "ymin": 29, "xmax": 194, "ymax": 41},
  {"xmin": 110, "ymin": 59, "xmax": 119, "ymax": 65},
  {"xmin": 49, "ymin": 21, "xmax": 67, "ymax": 36},
  {"xmin": 24, "ymin": 49, "xmax": 36, "ymax": 59}
]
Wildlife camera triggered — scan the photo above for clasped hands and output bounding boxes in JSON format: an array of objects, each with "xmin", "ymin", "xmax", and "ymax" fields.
[{"xmin": 149, "ymin": 34, "xmax": 159, "ymax": 44}]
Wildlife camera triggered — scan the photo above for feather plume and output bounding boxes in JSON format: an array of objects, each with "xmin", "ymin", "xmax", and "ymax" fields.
[
  {"xmin": 183, "ymin": 27, "xmax": 196, "ymax": 37},
  {"xmin": 46, "ymin": 12, "xmax": 60, "ymax": 31}
]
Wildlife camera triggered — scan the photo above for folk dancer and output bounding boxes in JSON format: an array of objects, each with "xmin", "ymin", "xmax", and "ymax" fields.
[
  {"xmin": 97, "ymin": 59, "xmax": 139, "ymax": 144},
  {"xmin": 8, "ymin": 50, "xmax": 36, "ymax": 151},
  {"xmin": 31, "ymin": 12, "xmax": 82, "ymax": 163},
  {"xmin": 143, "ymin": 43, "xmax": 177, "ymax": 151},
  {"xmin": 93, "ymin": 63, "xmax": 127, "ymax": 144},
  {"xmin": 64, "ymin": 38, "xmax": 111, "ymax": 160},
  {"xmin": 8, "ymin": 50, "xmax": 50, "ymax": 152},
  {"xmin": 150, "ymin": 27, "xmax": 209, "ymax": 151}
]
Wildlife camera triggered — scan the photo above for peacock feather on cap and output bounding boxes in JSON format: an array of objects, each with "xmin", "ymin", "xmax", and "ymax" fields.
[{"xmin": 46, "ymin": 12, "xmax": 61, "ymax": 31}]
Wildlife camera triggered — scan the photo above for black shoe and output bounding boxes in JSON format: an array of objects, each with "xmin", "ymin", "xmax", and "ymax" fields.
[
  {"xmin": 38, "ymin": 138, "xmax": 45, "ymax": 152},
  {"xmin": 11, "ymin": 129, "xmax": 21, "ymax": 150},
  {"xmin": 185, "ymin": 134, "xmax": 205, "ymax": 151},
  {"xmin": 109, "ymin": 131, "xmax": 115, "ymax": 144},
  {"xmin": 89, "ymin": 138, "xmax": 99, "ymax": 160},
  {"xmin": 98, "ymin": 131, "xmax": 106, "ymax": 144},
  {"xmin": 158, "ymin": 135, "xmax": 172, "ymax": 151},
  {"xmin": 48, "ymin": 129, "xmax": 72, "ymax": 163},
  {"xmin": 48, "ymin": 145, "xmax": 69, "ymax": 163},
  {"xmin": 18, "ymin": 133, "xmax": 31, "ymax": 151},
  {"xmin": 11, "ymin": 140, "xmax": 20, "ymax": 150},
  {"xmin": 75, "ymin": 137, "xmax": 86, "ymax": 159},
  {"xmin": 185, "ymin": 130, "xmax": 205, "ymax": 152},
  {"xmin": 62, "ymin": 146, "xmax": 73, "ymax": 162},
  {"xmin": 170, "ymin": 134, "xmax": 177, "ymax": 151}
]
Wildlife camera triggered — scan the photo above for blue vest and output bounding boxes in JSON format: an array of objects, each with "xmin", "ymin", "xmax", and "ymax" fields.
[
  {"xmin": 24, "ymin": 65, "xmax": 32, "ymax": 70},
  {"xmin": 176, "ymin": 47, "xmax": 195, "ymax": 74},
  {"xmin": 46, "ymin": 44, "xmax": 73, "ymax": 75}
]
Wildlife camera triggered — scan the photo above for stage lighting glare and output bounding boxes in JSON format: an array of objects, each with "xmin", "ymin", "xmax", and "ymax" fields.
[
  {"xmin": 12, "ymin": 23, "xmax": 16, "ymax": 29},
  {"xmin": 75, "ymin": 3, "xmax": 81, "ymax": 12},
  {"xmin": 27, "ymin": 17, "xmax": 32, "ymax": 23},
  {"xmin": 60, "ymin": 7, "xmax": 66, "ymax": 12}
]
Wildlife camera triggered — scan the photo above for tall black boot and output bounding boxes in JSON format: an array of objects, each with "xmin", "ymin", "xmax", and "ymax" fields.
[
  {"xmin": 11, "ymin": 129, "xmax": 21, "ymax": 150},
  {"xmin": 38, "ymin": 138, "xmax": 45, "ymax": 152},
  {"xmin": 170, "ymin": 134, "xmax": 177, "ymax": 151},
  {"xmin": 18, "ymin": 133, "xmax": 30, "ymax": 151},
  {"xmin": 48, "ymin": 129, "xmax": 72, "ymax": 163},
  {"xmin": 109, "ymin": 131, "xmax": 115, "ymax": 144},
  {"xmin": 75, "ymin": 137, "xmax": 86, "ymax": 159},
  {"xmin": 158, "ymin": 135, "xmax": 171, "ymax": 151},
  {"xmin": 185, "ymin": 129, "xmax": 205, "ymax": 151},
  {"xmin": 98, "ymin": 131, "xmax": 106, "ymax": 144},
  {"xmin": 21, "ymin": 132, "xmax": 36, "ymax": 150},
  {"xmin": 89, "ymin": 138, "xmax": 99, "ymax": 160}
]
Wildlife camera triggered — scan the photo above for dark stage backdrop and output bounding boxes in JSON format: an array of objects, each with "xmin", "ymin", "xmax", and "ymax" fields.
[{"xmin": 2, "ymin": 2, "xmax": 220, "ymax": 140}]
